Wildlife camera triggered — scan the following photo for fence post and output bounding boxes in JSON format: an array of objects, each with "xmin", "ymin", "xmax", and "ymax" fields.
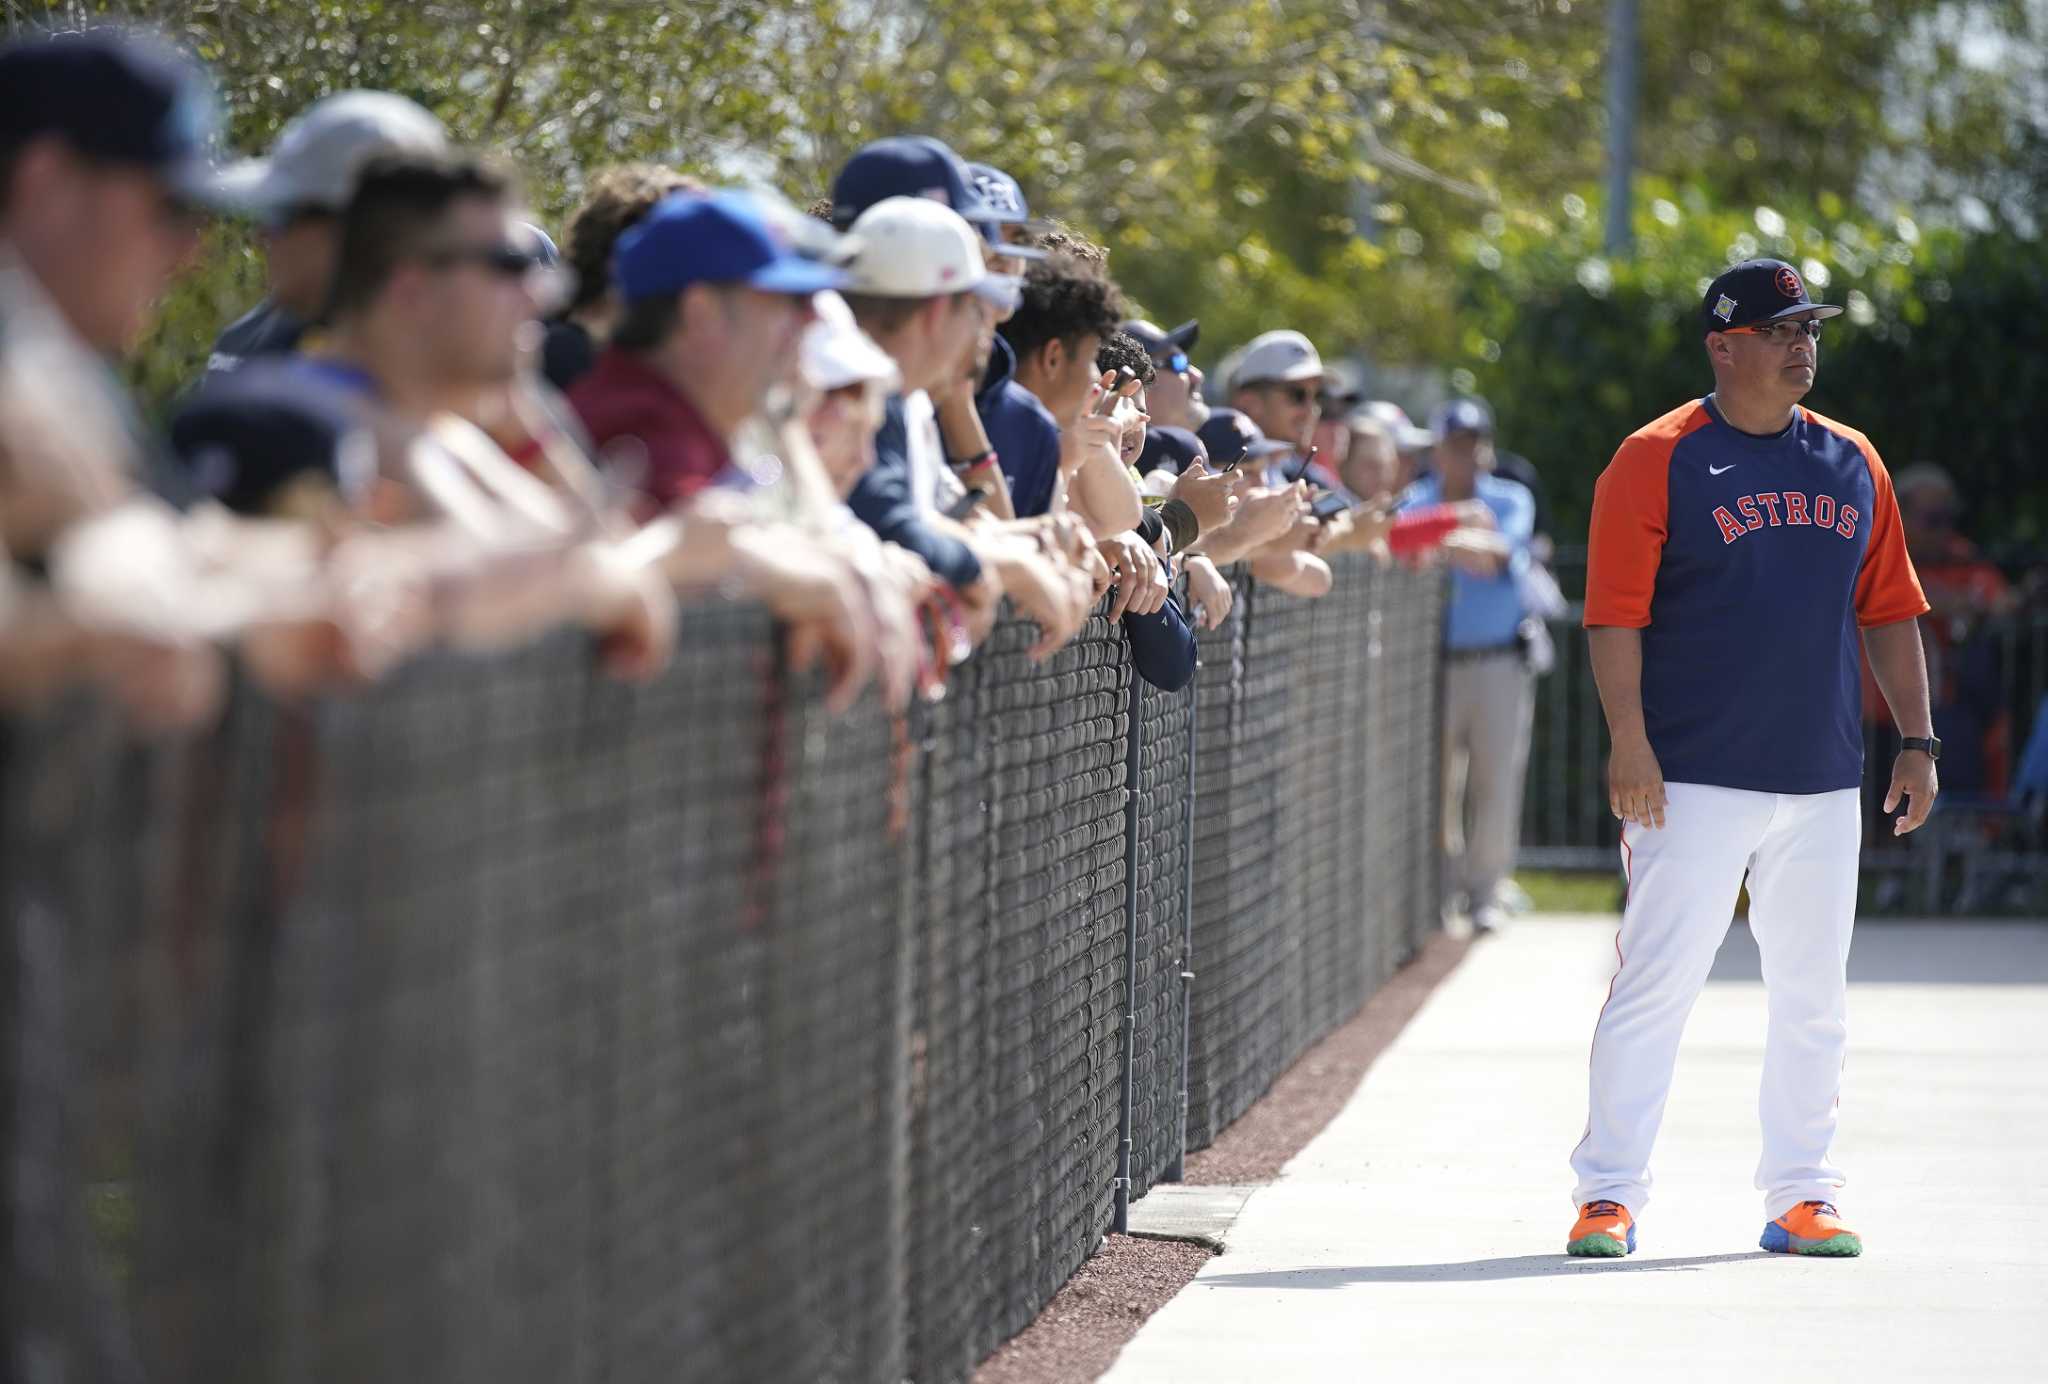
[
  {"xmin": 1168, "ymin": 657, "xmax": 1197, "ymax": 1184},
  {"xmin": 1114, "ymin": 670, "xmax": 1143, "ymax": 1234}
]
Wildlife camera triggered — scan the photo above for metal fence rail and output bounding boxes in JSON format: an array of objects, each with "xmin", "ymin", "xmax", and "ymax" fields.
[{"xmin": 4, "ymin": 553, "xmax": 1444, "ymax": 1384}]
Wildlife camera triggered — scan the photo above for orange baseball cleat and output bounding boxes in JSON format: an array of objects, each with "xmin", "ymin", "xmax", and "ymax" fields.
[{"xmin": 1566, "ymin": 1199, "xmax": 1636, "ymax": 1257}]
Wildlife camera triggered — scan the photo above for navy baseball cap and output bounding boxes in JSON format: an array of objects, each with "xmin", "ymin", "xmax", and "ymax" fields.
[
  {"xmin": 615, "ymin": 191, "xmax": 849, "ymax": 302},
  {"xmin": 1197, "ymin": 408, "xmax": 1291, "ymax": 470},
  {"xmin": 1136, "ymin": 425, "xmax": 1208, "ymax": 477},
  {"xmin": 171, "ymin": 359, "xmax": 373, "ymax": 514},
  {"xmin": 1431, "ymin": 397, "xmax": 1494, "ymax": 441},
  {"xmin": 963, "ymin": 162, "xmax": 1050, "ymax": 261},
  {"xmin": 0, "ymin": 29, "xmax": 241, "ymax": 211},
  {"xmin": 1701, "ymin": 258, "xmax": 1843, "ymax": 335},
  {"xmin": 831, "ymin": 135, "xmax": 1004, "ymax": 230},
  {"xmin": 1123, "ymin": 319, "xmax": 1200, "ymax": 361}
]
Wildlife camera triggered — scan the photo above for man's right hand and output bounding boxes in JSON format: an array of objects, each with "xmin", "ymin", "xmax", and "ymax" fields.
[
  {"xmin": 1168, "ymin": 460, "xmax": 1239, "ymax": 536},
  {"xmin": 1231, "ymin": 481, "xmax": 1309, "ymax": 549},
  {"xmin": 1060, "ymin": 408, "xmax": 1123, "ymax": 477},
  {"xmin": 1607, "ymin": 735, "xmax": 1667, "ymax": 829}
]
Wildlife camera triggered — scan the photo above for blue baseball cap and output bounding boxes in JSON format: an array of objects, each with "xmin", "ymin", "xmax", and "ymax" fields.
[
  {"xmin": 1430, "ymin": 397, "xmax": 1494, "ymax": 441},
  {"xmin": 614, "ymin": 191, "xmax": 849, "ymax": 302},
  {"xmin": 831, "ymin": 135, "xmax": 1003, "ymax": 229},
  {"xmin": 1136, "ymin": 425, "xmax": 1208, "ymax": 477},
  {"xmin": 0, "ymin": 28, "xmax": 241, "ymax": 211}
]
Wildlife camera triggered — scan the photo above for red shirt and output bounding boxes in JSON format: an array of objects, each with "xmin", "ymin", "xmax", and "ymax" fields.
[{"xmin": 568, "ymin": 346, "xmax": 732, "ymax": 514}]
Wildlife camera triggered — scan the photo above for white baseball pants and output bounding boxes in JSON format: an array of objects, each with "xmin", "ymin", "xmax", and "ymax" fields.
[{"xmin": 1569, "ymin": 781, "xmax": 1861, "ymax": 1220}]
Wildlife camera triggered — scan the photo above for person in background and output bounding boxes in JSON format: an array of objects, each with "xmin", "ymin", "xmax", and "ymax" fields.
[
  {"xmin": 1397, "ymin": 397, "xmax": 1538, "ymax": 935},
  {"xmin": 206, "ymin": 90, "xmax": 448, "ymax": 378},
  {"xmin": 840, "ymin": 195, "xmax": 1093, "ymax": 660},
  {"xmin": 994, "ymin": 248, "xmax": 1135, "ymax": 528},
  {"xmin": 569, "ymin": 190, "xmax": 835, "ymax": 515},
  {"xmin": 832, "ymin": 137, "xmax": 1035, "ymax": 514},
  {"xmin": 544, "ymin": 163, "xmax": 700, "ymax": 392},
  {"xmin": 1193, "ymin": 409, "xmax": 1329, "ymax": 596},
  {"xmin": 1362, "ymin": 399, "xmax": 1435, "ymax": 493},
  {"xmin": 1860, "ymin": 463, "xmax": 2018, "ymax": 803},
  {"xmin": 1436, "ymin": 394, "xmax": 1554, "ymax": 563},
  {"xmin": 1227, "ymin": 329, "xmax": 1324, "ymax": 480},
  {"xmin": 1123, "ymin": 318, "xmax": 1207, "ymax": 431},
  {"xmin": 1311, "ymin": 360, "xmax": 1368, "ymax": 478}
]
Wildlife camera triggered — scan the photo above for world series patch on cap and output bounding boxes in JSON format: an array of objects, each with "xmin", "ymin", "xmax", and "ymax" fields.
[{"xmin": 1700, "ymin": 258, "xmax": 1843, "ymax": 335}]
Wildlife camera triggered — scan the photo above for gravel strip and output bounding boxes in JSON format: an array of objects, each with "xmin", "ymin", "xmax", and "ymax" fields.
[
  {"xmin": 1185, "ymin": 931, "xmax": 1471, "ymax": 1184},
  {"xmin": 970, "ymin": 930, "xmax": 1470, "ymax": 1382},
  {"xmin": 971, "ymin": 1234, "xmax": 1214, "ymax": 1384}
]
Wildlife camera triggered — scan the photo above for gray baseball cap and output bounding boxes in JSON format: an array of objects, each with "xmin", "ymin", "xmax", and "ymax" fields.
[
  {"xmin": 1234, "ymin": 329, "xmax": 1324, "ymax": 388},
  {"xmin": 219, "ymin": 90, "xmax": 447, "ymax": 218}
]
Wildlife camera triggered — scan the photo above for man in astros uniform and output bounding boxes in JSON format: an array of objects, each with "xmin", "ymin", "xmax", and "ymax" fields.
[{"xmin": 1568, "ymin": 259, "xmax": 1938, "ymax": 1259}]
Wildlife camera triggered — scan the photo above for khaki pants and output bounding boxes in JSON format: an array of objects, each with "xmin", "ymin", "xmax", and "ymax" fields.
[{"xmin": 1441, "ymin": 648, "xmax": 1534, "ymax": 912}]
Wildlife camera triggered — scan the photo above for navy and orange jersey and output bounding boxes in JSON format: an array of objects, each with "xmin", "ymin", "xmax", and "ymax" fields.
[{"xmin": 1585, "ymin": 396, "xmax": 1928, "ymax": 794}]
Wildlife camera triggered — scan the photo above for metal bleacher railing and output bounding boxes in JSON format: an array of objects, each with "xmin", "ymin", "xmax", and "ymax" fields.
[{"xmin": 1, "ymin": 551, "xmax": 1445, "ymax": 1384}]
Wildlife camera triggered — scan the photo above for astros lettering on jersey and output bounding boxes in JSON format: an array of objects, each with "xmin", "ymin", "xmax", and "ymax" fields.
[{"xmin": 1584, "ymin": 395, "xmax": 1927, "ymax": 795}]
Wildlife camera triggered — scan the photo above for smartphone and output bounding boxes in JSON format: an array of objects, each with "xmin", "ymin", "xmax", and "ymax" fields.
[
  {"xmin": 1309, "ymin": 489, "xmax": 1352, "ymax": 521},
  {"xmin": 942, "ymin": 486, "xmax": 989, "ymax": 521},
  {"xmin": 1094, "ymin": 367, "xmax": 1136, "ymax": 416}
]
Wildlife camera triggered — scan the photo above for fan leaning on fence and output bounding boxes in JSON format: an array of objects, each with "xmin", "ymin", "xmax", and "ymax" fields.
[{"xmin": 1568, "ymin": 257, "xmax": 1937, "ymax": 1261}]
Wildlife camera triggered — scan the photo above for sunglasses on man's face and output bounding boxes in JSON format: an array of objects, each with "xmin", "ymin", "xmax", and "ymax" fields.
[
  {"xmin": 1152, "ymin": 350, "xmax": 1190, "ymax": 375},
  {"xmin": 1727, "ymin": 318, "xmax": 1824, "ymax": 344},
  {"xmin": 1266, "ymin": 383, "xmax": 1317, "ymax": 406},
  {"xmin": 419, "ymin": 242, "xmax": 547, "ymax": 278}
]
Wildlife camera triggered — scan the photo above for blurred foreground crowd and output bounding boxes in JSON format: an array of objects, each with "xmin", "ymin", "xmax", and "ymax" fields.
[{"xmin": 0, "ymin": 27, "xmax": 1538, "ymax": 739}]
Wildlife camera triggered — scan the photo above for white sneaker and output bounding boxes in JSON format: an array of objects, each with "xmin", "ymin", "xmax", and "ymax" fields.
[{"xmin": 1472, "ymin": 905, "xmax": 1507, "ymax": 936}]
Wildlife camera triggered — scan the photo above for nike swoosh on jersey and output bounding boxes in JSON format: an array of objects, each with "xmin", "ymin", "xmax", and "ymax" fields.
[{"xmin": 1708, "ymin": 463, "xmax": 1736, "ymax": 474}]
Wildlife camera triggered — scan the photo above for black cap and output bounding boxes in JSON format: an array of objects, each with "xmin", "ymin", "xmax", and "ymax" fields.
[
  {"xmin": 0, "ymin": 29, "xmax": 240, "ymax": 211},
  {"xmin": 1136, "ymin": 425, "xmax": 1208, "ymax": 477},
  {"xmin": 1123, "ymin": 318, "xmax": 1199, "ymax": 359},
  {"xmin": 1701, "ymin": 258, "xmax": 1843, "ymax": 336},
  {"xmin": 170, "ymin": 361, "xmax": 371, "ymax": 514},
  {"xmin": 1197, "ymin": 408, "xmax": 1291, "ymax": 470}
]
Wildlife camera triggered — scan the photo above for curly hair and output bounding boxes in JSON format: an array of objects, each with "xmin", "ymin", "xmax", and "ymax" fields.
[
  {"xmin": 1093, "ymin": 330, "xmax": 1156, "ymax": 386},
  {"xmin": 562, "ymin": 163, "xmax": 703, "ymax": 314},
  {"xmin": 998, "ymin": 252, "xmax": 1126, "ymax": 369},
  {"xmin": 1034, "ymin": 223, "xmax": 1109, "ymax": 265}
]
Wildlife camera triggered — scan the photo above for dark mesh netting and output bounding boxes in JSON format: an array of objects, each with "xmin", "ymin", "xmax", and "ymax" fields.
[
  {"xmin": 5, "ymin": 561, "xmax": 1442, "ymax": 1384},
  {"xmin": 966, "ymin": 610, "xmax": 1130, "ymax": 1342},
  {"xmin": 1128, "ymin": 667, "xmax": 1193, "ymax": 1200}
]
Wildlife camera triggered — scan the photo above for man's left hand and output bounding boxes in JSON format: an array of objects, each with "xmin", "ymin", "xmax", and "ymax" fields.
[{"xmin": 1884, "ymin": 750, "xmax": 1940, "ymax": 835}]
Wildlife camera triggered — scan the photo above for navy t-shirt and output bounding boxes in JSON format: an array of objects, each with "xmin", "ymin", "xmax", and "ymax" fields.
[
  {"xmin": 977, "ymin": 336, "xmax": 1062, "ymax": 517},
  {"xmin": 1584, "ymin": 396, "xmax": 1928, "ymax": 794}
]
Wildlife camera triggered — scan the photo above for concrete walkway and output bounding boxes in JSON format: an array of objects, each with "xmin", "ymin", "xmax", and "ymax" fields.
[{"xmin": 1108, "ymin": 914, "xmax": 2048, "ymax": 1383}]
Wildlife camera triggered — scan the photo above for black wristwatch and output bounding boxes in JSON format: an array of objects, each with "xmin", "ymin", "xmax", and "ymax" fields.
[{"xmin": 1900, "ymin": 736, "xmax": 1942, "ymax": 761}]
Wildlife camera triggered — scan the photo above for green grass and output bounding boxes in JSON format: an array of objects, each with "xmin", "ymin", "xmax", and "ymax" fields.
[{"xmin": 1515, "ymin": 870, "xmax": 1625, "ymax": 915}]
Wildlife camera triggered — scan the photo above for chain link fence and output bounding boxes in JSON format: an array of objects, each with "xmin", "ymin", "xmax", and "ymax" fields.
[{"xmin": 4, "ymin": 552, "xmax": 1444, "ymax": 1384}]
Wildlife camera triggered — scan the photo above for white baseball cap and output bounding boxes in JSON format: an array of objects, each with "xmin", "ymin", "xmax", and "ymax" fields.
[
  {"xmin": 220, "ymin": 90, "xmax": 448, "ymax": 218},
  {"xmin": 1234, "ymin": 329, "xmax": 1325, "ymax": 388},
  {"xmin": 802, "ymin": 291, "xmax": 900, "ymax": 393},
  {"xmin": 843, "ymin": 196, "xmax": 1022, "ymax": 311}
]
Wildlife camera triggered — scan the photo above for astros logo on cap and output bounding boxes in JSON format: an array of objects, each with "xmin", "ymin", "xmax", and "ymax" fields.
[{"xmin": 1775, "ymin": 266, "xmax": 1803, "ymax": 299}]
